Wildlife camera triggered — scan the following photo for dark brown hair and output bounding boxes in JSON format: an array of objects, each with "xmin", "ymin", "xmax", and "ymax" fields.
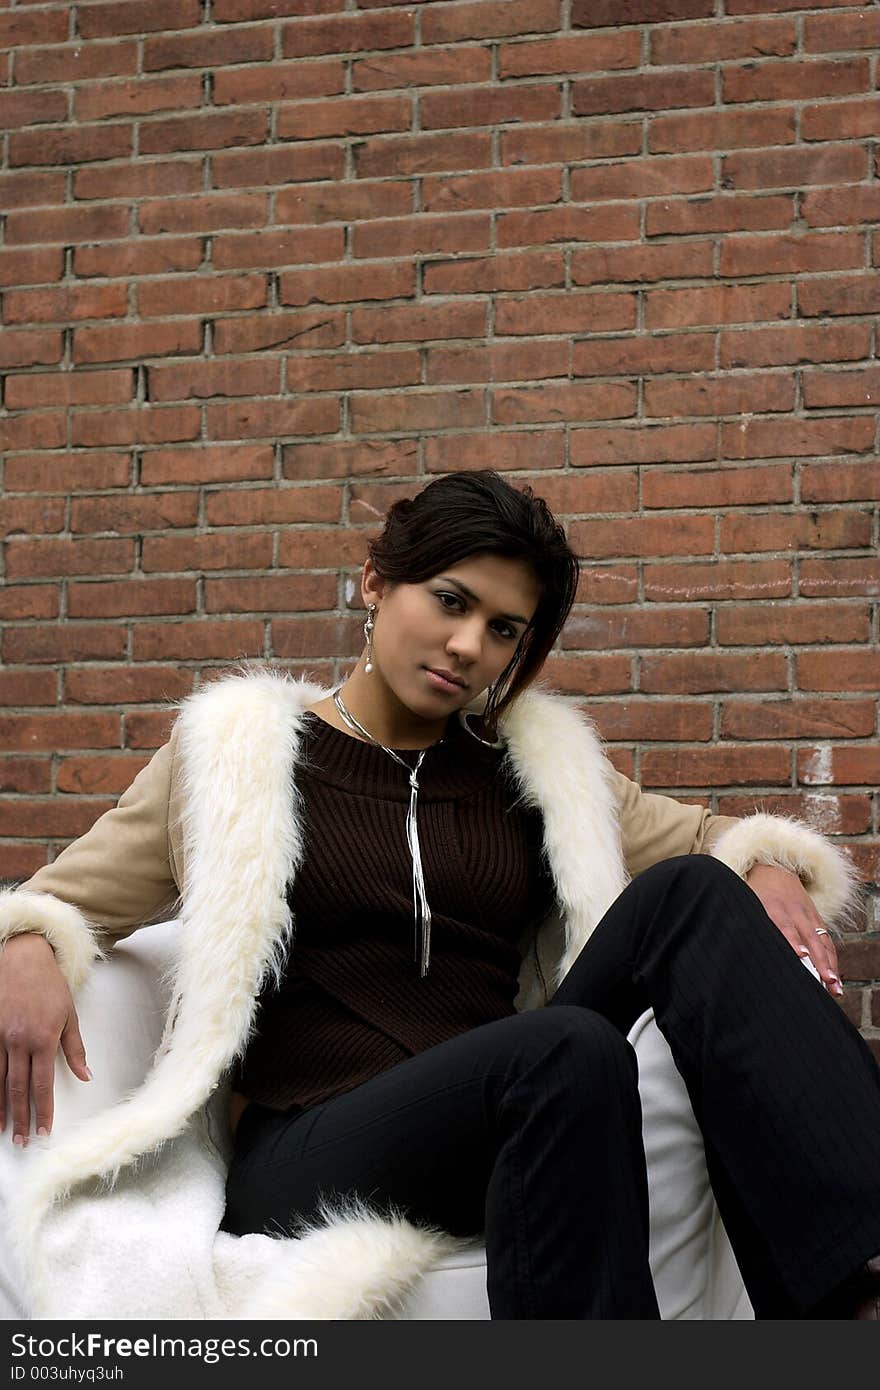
[{"xmin": 367, "ymin": 470, "xmax": 579, "ymax": 730}]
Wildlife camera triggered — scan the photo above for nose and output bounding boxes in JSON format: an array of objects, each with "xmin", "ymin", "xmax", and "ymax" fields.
[{"xmin": 445, "ymin": 614, "xmax": 483, "ymax": 664}]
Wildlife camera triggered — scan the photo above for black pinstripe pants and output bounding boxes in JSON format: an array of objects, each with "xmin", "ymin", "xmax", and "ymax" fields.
[{"xmin": 221, "ymin": 855, "xmax": 880, "ymax": 1319}]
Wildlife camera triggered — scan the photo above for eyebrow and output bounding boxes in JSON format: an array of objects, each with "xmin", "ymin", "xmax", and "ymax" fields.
[{"xmin": 435, "ymin": 576, "xmax": 531, "ymax": 628}]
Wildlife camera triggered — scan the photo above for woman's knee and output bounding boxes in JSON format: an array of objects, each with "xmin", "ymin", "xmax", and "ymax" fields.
[
  {"xmin": 514, "ymin": 1005, "xmax": 636, "ymax": 1082},
  {"xmin": 635, "ymin": 852, "xmax": 742, "ymax": 899}
]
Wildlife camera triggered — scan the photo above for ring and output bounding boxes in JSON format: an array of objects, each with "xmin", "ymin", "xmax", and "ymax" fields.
[{"xmin": 815, "ymin": 927, "xmax": 830, "ymax": 937}]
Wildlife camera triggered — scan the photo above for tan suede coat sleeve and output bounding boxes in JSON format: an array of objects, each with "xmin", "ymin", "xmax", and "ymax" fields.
[{"xmin": 612, "ymin": 769, "xmax": 740, "ymax": 878}]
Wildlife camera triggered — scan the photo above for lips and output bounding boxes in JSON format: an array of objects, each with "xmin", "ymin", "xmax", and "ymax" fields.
[{"xmin": 426, "ymin": 667, "xmax": 467, "ymax": 691}]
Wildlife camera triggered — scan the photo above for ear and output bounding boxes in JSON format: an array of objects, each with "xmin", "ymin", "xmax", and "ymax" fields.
[{"xmin": 360, "ymin": 557, "xmax": 387, "ymax": 610}]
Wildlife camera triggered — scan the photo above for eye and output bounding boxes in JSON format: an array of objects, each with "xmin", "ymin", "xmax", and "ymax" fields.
[
  {"xmin": 435, "ymin": 590, "xmax": 465, "ymax": 612},
  {"xmin": 491, "ymin": 621, "xmax": 518, "ymax": 641}
]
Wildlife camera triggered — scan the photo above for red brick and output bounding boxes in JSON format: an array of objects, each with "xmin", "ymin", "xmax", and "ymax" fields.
[
  {"xmin": 213, "ymin": 145, "xmax": 344, "ymax": 190},
  {"xmin": 574, "ymin": 70, "xmax": 714, "ymax": 116},
  {"xmin": 138, "ymin": 194, "xmax": 268, "ymax": 236},
  {"xmin": 646, "ymin": 283, "xmax": 791, "ymax": 329},
  {"xmin": 646, "ymin": 194, "xmax": 794, "ymax": 238},
  {"xmin": 0, "ymin": 414, "xmax": 66, "ymax": 453},
  {"xmin": 646, "ymin": 374, "xmax": 794, "ymax": 419},
  {"xmin": 643, "ymin": 561, "xmax": 792, "ymax": 601},
  {"xmin": 205, "ymin": 486, "xmax": 342, "ymax": 528},
  {"xmin": 422, "ymin": 0, "xmax": 560, "ymax": 44},
  {"xmin": 721, "ymin": 697, "xmax": 877, "ymax": 741},
  {"xmin": 137, "ymin": 274, "xmax": 267, "ymax": 317},
  {"xmin": 140, "ymin": 445, "xmax": 274, "ymax": 486},
  {"xmin": 0, "ymin": 497, "xmax": 65, "ymax": 537},
  {"xmin": 279, "ymin": 262, "xmax": 414, "ymax": 306},
  {"xmin": 571, "ymin": 424, "xmax": 716, "ymax": 467},
  {"xmin": 70, "ymin": 493, "xmax": 199, "ymax": 536},
  {"xmin": 213, "ymin": 59, "xmax": 345, "ymax": 106},
  {"xmin": 572, "ymin": 243, "xmax": 714, "ymax": 290},
  {"xmin": 0, "ymin": 172, "xmax": 66, "ymax": 211},
  {"xmin": 141, "ymin": 110, "xmax": 268, "ymax": 157},
  {"xmin": 0, "ymin": 89, "xmax": 68, "ymax": 129},
  {"xmin": 563, "ymin": 607, "xmax": 709, "ymax": 650},
  {"xmin": 141, "ymin": 533, "xmax": 274, "ymax": 573},
  {"xmin": 802, "ymin": 97, "xmax": 880, "ymax": 142},
  {"xmin": 494, "ymin": 289, "xmax": 635, "ymax": 334},
  {"xmin": 582, "ymin": 700, "xmax": 714, "ymax": 743},
  {"xmin": 0, "ymin": 248, "xmax": 63, "ymax": 289},
  {"xmin": 798, "ymin": 276, "xmax": 880, "ymax": 318},
  {"xmin": 721, "ymin": 510, "xmax": 871, "ymax": 554},
  {"xmin": 75, "ymin": 238, "xmax": 204, "ymax": 279},
  {"xmin": 421, "ymin": 85, "xmax": 561, "ymax": 132},
  {"xmin": 570, "ymin": 515, "xmax": 713, "ymax": 560},
  {"xmin": 649, "ymin": 107, "xmax": 796, "ymax": 154},
  {"xmin": 494, "ymin": 382, "xmax": 636, "ymax": 426},
  {"xmin": 0, "ymin": 799, "xmax": 119, "ymax": 841},
  {"xmin": 575, "ymin": 334, "xmax": 716, "ymax": 379},
  {"xmin": 278, "ymin": 94, "xmax": 412, "ymax": 141},
  {"xmin": 718, "ymin": 602, "xmax": 869, "ymax": 646},
  {"xmin": 213, "ymin": 0, "xmax": 345, "ymax": 18},
  {"xmin": 205, "ymin": 575, "xmax": 336, "ymax": 614},
  {"xmin": 427, "ymin": 342, "xmax": 567, "ymax": 386},
  {"xmin": 641, "ymin": 652, "xmax": 787, "ymax": 694},
  {"xmin": 9, "ymin": 125, "xmax": 132, "ymax": 170},
  {"xmin": 73, "ymin": 321, "xmax": 202, "ymax": 366},
  {"xmin": 351, "ymin": 389, "xmax": 486, "ymax": 434},
  {"xmin": 722, "ymin": 58, "xmax": 869, "ymax": 105},
  {"xmin": 0, "ymin": 760, "xmax": 52, "ymax": 796},
  {"xmin": 798, "ymin": 745, "xmax": 880, "ymax": 787},
  {"xmin": 0, "ymin": 586, "xmax": 59, "ymax": 621},
  {"xmin": 282, "ymin": 440, "xmax": 419, "ymax": 480},
  {"xmin": 502, "ymin": 121, "xmax": 642, "ymax": 167},
  {"xmin": 148, "ymin": 358, "xmax": 280, "ymax": 401},
  {"xmin": 719, "ymin": 323, "xmax": 871, "ymax": 369},
  {"xmin": 803, "ymin": 368, "xmax": 880, "ymax": 410},
  {"xmin": 277, "ymin": 532, "xmax": 371, "ymax": 570},
  {"xmin": 5, "ymin": 204, "xmax": 131, "ymax": 246},
  {"xmin": 803, "ymin": 186, "xmax": 880, "ymax": 229},
  {"xmin": 143, "ymin": 22, "xmax": 275, "ymax": 71},
  {"xmin": 14, "ymin": 41, "xmax": 138, "ymax": 85},
  {"xmin": 572, "ymin": 156, "xmax": 713, "ymax": 203},
  {"xmin": 721, "ymin": 417, "xmax": 875, "ymax": 460},
  {"xmin": 4, "ymin": 283, "xmax": 129, "ymax": 326},
  {"xmin": 576, "ymin": 567, "xmax": 640, "ymax": 605},
  {"xmin": 281, "ymin": 10, "xmax": 415, "ymax": 57},
  {"xmin": 131, "ymin": 621, "xmax": 264, "ymax": 661},
  {"xmin": 1, "ymin": 625, "xmax": 127, "ymax": 664},
  {"xmin": 75, "ymin": 75, "xmax": 202, "ymax": 122},
  {"xmin": 354, "ymin": 131, "xmax": 492, "ymax": 179},
  {"xmin": 71, "ymin": 406, "xmax": 201, "ymax": 448},
  {"xmin": 540, "ymin": 655, "xmax": 633, "ymax": 697},
  {"xmin": 801, "ymin": 462, "xmax": 880, "ymax": 503},
  {"xmin": 352, "ymin": 301, "xmax": 487, "ymax": 346},
  {"xmin": 56, "ymin": 755, "xmax": 157, "ymax": 796},
  {"xmin": 650, "ymin": 16, "xmax": 795, "ymax": 63},
  {"xmin": 277, "ymin": 179, "xmax": 413, "ymax": 225},
  {"xmin": 498, "ymin": 205, "xmax": 641, "ymax": 250},
  {"xmin": 525, "ymin": 472, "xmax": 639, "ymax": 517},
  {"xmin": 5, "ymin": 370, "xmax": 133, "ymax": 411},
  {"xmin": 797, "ymin": 651, "xmax": 880, "ymax": 693},
  {"xmin": 0, "ymin": 329, "xmax": 62, "ymax": 370},
  {"xmin": 0, "ymin": 11, "xmax": 69, "ymax": 47},
  {"xmin": 642, "ymin": 463, "xmax": 792, "ymax": 509},
  {"xmin": 720, "ymin": 231, "xmax": 865, "ymax": 278},
  {"xmin": 205, "ymin": 398, "xmax": 340, "ymax": 441},
  {"xmin": 573, "ymin": 0, "xmax": 712, "ymax": 21},
  {"xmin": 64, "ymin": 664, "xmax": 193, "ymax": 706},
  {"xmin": 77, "ymin": 0, "xmax": 200, "ymax": 38},
  {"xmin": 799, "ymin": 559, "xmax": 880, "ymax": 599},
  {"xmin": 642, "ymin": 744, "xmax": 790, "ymax": 788},
  {"xmin": 722, "ymin": 145, "xmax": 868, "ymax": 192},
  {"xmin": 353, "ymin": 47, "xmax": 490, "ymax": 91},
  {"xmin": 74, "ymin": 158, "xmax": 203, "ymax": 201},
  {"xmin": 213, "ymin": 309, "xmax": 345, "ymax": 355},
  {"xmin": 67, "ymin": 578, "xmax": 197, "ymax": 619},
  {"xmin": 0, "ymin": 713, "xmax": 122, "ymax": 753},
  {"xmin": 270, "ymin": 616, "xmax": 362, "ymax": 659},
  {"xmin": 422, "ymin": 167, "xmax": 562, "ymax": 215},
  {"xmin": 286, "ymin": 350, "xmax": 421, "ymax": 392},
  {"xmin": 353, "ymin": 214, "xmax": 489, "ymax": 259},
  {"xmin": 5, "ymin": 453, "xmax": 131, "ymax": 495},
  {"xmin": 804, "ymin": 11, "xmax": 880, "ymax": 53},
  {"xmin": 498, "ymin": 30, "xmax": 640, "ymax": 79},
  {"xmin": 840, "ymin": 941, "xmax": 880, "ymax": 982},
  {"xmin": 424, "ymin": 431, "xmax": 565, "ymax": 475}
]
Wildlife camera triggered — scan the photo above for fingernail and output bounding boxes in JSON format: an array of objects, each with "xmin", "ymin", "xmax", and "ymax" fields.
[
  {"xmin": 12, "ymin": 1134, "xmax": 25, "ymax": 1148},
  {"xmin": 37, "ymin": 1127, "xmax": 48, "ymax": 1138},
  {"xmin": 84, "ymin": 1066, "xmax": 93, "ymax": 1081}
]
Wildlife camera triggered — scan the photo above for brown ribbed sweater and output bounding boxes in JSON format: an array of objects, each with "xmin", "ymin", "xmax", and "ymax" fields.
[{"xmin": 231, "ymin": 711, "xmax": 555, "ymax": 1113}]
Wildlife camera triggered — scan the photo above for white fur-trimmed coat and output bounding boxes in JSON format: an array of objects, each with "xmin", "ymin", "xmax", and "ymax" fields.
[{"xmin": 0, "ymin": 668, "xmax": 860, "ymax": 1319}]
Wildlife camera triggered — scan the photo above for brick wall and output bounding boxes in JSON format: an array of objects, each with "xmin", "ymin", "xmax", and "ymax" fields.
[{"xmin": 0, "ymin": 0, "xmax": 877, "ymax": 1048}]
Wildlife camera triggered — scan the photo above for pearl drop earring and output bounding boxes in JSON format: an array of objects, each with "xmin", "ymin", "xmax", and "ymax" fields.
[{"xmin": 364, "ymin": 604, "xmax": 376, "ymax": 674}]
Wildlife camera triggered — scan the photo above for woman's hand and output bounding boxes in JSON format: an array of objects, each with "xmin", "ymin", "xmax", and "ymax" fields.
[
  {"xmin": 745, "ymin": 863, "xmax": 843, "ymax": 997},
  {"xmin": 0, "ymin": 933, "xmax": 91, "ymax": 1146}
]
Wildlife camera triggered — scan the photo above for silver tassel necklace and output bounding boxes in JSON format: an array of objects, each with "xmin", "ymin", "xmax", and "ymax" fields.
[{"xmin": 332, "ymin": 688, "xmax": 435, "ymax": 978}]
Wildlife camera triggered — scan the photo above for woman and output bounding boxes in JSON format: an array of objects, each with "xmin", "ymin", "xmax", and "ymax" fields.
[{"xmin": 1, "ymin": 470, "xmax": 878, "ymax": 1319}]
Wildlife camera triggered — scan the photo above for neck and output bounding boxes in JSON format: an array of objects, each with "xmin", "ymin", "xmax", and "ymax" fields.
[{"xmin": 338, "ymin": 660, "xmax": 449, "ymax": 749}]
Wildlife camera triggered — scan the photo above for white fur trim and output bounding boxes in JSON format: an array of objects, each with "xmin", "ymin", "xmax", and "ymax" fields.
[
  {"xmin": 710, "ymin": 813, "xmax": 861, "ymax": 927},
  {"xmin": 0, "ymin": 889, "xmax": 103, "ymax": 992}
]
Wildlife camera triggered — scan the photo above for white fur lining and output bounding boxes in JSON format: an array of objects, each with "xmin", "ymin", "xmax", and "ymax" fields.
[
  {"xmin": 0, "ymin": 889, "xmax": 103, "ymax": 992},
  {"xmin": 710, "ymin": 813, "xmax": 861, "ymax": 928}
]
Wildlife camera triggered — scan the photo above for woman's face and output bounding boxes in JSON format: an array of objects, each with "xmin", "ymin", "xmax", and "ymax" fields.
[{"xmin": 361, "ymin": 552, "xmax": 542, "ymax": 721}]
